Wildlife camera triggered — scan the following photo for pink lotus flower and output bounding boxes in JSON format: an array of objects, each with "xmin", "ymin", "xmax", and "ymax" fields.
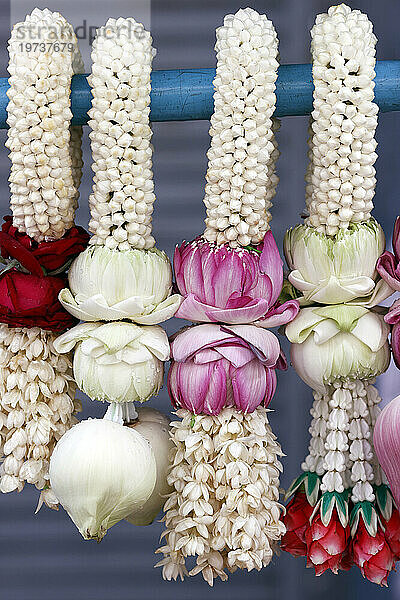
[
  {"xmin": 168, "ymin": 323, "xmax": 286, "ymax": 415},
  {"xmin": 352, "ymin": 520, "xmax": 395, "ymax": 586},
  {"xmin": 376, "ymin": 216, "xmax": 400, "ymax": 292},
  {"xmin": 174, "ymin": 232, "xmax": 299, "ymax": 326},
  {"xmin": 374, "ymin": 395, "xmax": 400, "ymax": 507},
  {"xmin": 305, "ymin": 509, "xmax": 350, "ymax": 576}
]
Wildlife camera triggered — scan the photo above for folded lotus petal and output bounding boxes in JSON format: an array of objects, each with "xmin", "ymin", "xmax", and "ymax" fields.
[
  {"xmin": 224, "ymin": 324, "xmax": 281, "ymax": 366},
  {"xmin": 98, "ymin": 362, "xmax": 134, "ymax": 403},
  {"xmin": 257, "ymin": 299, "xmax": 300, "ymax": 328},
  {"xmin": 131, "ymin": 361, "xmax": 162, "ymax": 402},
  {"xmin": 311, "ymin": 319, "xmax": 340, "ymax": 345},
  {"xmin": 171, "ymin": 324, "xmax": 232, "ymax": 362},
  {"xmin": 233, "ymin": 359, "xmax": 268, "ymax": 412},
  {"xmin": 193, "ymin": 348, "xmax": 222, "ymax": 364},
  {"xmin": 376, "ymin": 252, "xmax": 400, "ymax": 291},
  {"xmin": 385, "ymin": 299, "xmax": 400, "ymax": 324},
  {"xmin": 214, "ymin": 345, "xmax": 255, "ymax": 368},
  {"xmin": 91, "ymin": 322, "xmax": 143, "ymax": 351},
  {"xmin": 285, "ymin": 307, "xmax": 325, "ymax": 344},
  {"xmin": 115, "ymin": 346, "xmax": 154, "ymax": 365},
  {"xmin": 174, "ymin": 293, "xmax": 269, "ymax": 324},
  {"xmin": 391, "ymin": 323, "xmax": 400, "ymax": 370},
  {"xmin": 134, "ymin": 294, "xmax": 182, "ymax": 325},
  {"xmin": 80, "ymin": 337, "xmax": 107, "ymax": 358},
  {"xmin": 352, "ymin": 311, "xmax": 390, "ymax": 352},
  {"xmin": 347, "ymin": 278, "xmax": 394, "ymax": 309},
  {"xmin": 53, "ymin": 322, "xmax": 99, "ymax": 353}
]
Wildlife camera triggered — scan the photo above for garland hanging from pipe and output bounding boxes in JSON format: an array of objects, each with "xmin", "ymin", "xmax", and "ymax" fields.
[
  {"xmin": 0, "ymin": 8, "xmax": 89, "ymax": 508},
  {"xmin": 156, "ymin": 7, "xmax": 299, "ymax": 585},
  {"xmin": 280, "ymin": 4, "xmax": 400, "ymax": 587},
  {"xmin": 50, "ymin": 16, "xmax": 181, "ymax": 541}
]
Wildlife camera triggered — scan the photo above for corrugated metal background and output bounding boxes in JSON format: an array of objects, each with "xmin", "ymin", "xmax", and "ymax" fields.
[{"xmin": 0, "ymin": 1, "xmax": 400, "ymax": 599}]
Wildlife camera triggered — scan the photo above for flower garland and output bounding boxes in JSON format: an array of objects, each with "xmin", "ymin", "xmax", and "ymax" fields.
[
  {"xmin": 0, "ymin": 8, "xmax": 90, "ymax": 507},
  {"xmin": 281, "ymin": 4, "xmax": 399, "ymax": 586},
  {"xmin": 50, "ymin": 18, "xmax": 179, "ymax": 540},
  {"xmin": 156, "ymin": 8, "xmax": 299, "ymax": 585}
]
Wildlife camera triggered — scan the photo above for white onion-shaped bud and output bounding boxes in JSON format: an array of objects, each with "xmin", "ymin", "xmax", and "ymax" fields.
[
  {"xmin": 49, "ymin": 418, "xmax": 157, "ymax": 541},
  {"xmin": 59, "ymin": 246, "xmax": 182, "ymax": 324},
  {"xmin": 126, "ymin": 407, "xmax": 172, "ymax": 526},
  {"xmin": 54, "ymin": 322, "xmax": 170, "ymax": 403}
]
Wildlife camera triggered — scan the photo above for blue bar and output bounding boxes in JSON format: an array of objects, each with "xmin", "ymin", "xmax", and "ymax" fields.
[{"xmin": 0, "ymin": 61, "xmax": 399, "ymax": 127}]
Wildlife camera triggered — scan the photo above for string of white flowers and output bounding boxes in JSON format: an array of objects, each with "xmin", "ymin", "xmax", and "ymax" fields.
[
  {"xmin": 156, "ymin": 407, "xmax": 285, "ymax": 585},
  {"xmin": 0, "ymin": 325, "xmax": 80, "ymax": 508},
  {"xmin": 87, "ymin": 17, "xmax": 155, "ymax": 251},
  {"xmin": 320, "ymin": 383, "xmax": 351, "ymax": 494},
  {"xmin": 6, "ymin": 8, "xmax": 84, "ymax": 242},
  {"xmin": 305, "ymin": 4, "xmax": 377, "ymax": 236},
  {"xmin": 203, "ymin": 7, "xmax": 279, "ymax": 248},
  {"xmin": 301, "ymin": 390, "xmax": 330, "ymax": 477}
]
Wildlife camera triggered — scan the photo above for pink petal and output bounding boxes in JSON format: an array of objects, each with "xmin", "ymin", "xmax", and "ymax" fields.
[
  {"xmin": 212, "ymin": 250, "xmax": 243, "ymax": 306},
  {"xmin": 215, "ymin": 345, "xmax": 255, "ymax": 368},
  {"xmin": 232, "ymin": 359, "xmax": 268, "ymax": 413},
  {"xmin": 385, "ymin": 299, "xmax": 400, "ymax": 325},
  {"xmin": 175, "ymin": 294, "xmax": 269, "ymax": 324},
  {"xmin": 223, "ymin": 324, "xmax": 281, "ymax": 366},
  {"xmin": 202, "ymin": 361, "xmax": 228, "ymax": 415},
  {"xmin": 376, "ymin": 252, "xmax": 400, "ymax": 292},
  {"xmin": 257, "ymin": 299, "xmax": 300, "ymax": 328},
  {"xmin": 259, "ymin": 231, "xmax": 283, "ymax": 305},
  {"xmin": 194, "ymin": 348, "xmax": 222, "ymax": 364},
  {"xmin": 264, "ymin": 368, "xmax": 277, "ymax": 407},
  {"xmin": 171, "ymin": 324, "xmax": 230, "ymax": 361},
  {"xmin": 391, "ymin": 323, "xmax": 400, "ymax": 370},
  {"xmin": 168, "ymin": 361, "xmax": 211, "ymax": 413}
]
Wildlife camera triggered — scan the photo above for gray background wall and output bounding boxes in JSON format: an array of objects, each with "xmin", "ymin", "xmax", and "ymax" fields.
[{"xmin": 0, "ymin": 1, "xmax": 400, "ymax": 599}]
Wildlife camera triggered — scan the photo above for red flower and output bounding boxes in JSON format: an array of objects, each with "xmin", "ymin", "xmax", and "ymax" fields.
[
  {"xmin": 281, "ymin": 491, "xmax": 314, "ymax": 557},
  {"xmin": 305, "ymin": 508, "xmax": 349, "ymax": 575},
  {"xmin": 1, "ymin": 216, "xmax": 89, "ymax": 271},
  {"xmin": 0, "ymin": 270, "xmax": 77, "ymax": 331},
  {"xmin": 383, "ymin": 508, "xmax": 400, "ymax": 559},
  {"xmin": 352, "ymin": 520, "xmax": 395, "ymax": 586}
]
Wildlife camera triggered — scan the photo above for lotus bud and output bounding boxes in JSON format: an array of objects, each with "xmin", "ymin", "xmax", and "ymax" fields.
[
  {"xmin": 49, "ymin": 418, "xmax": 157, "ymax": 541},
  {"xmin": 174, "ymin": 232, "xmax": 299, "ymax": 326},
  {"xmin": 284, "ymin": 221, "xmax": 391, "ymax": 306},
  {"xmin": 54, "ymin": 322, "xmax": 170, "ymax": 403},
  {"xmin": 58, "ymin": 245, "xmax": 182, "ymax": 324},
  {"xmin": 374, "ymin": 396, "xmax": 400, "ymax": 507},
  {"xmin": 168, "ymin": 323, "xmax": 286, "ymax": 415},
  {"xmin": 286, "ymin": 305, "xmax": 390, "ymax": 393},
  {"xmin": 126, "ymin": 407, "xmax": 172, "ymax": 526}
]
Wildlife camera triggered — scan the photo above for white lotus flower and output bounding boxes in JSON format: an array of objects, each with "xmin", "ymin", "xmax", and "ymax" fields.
[
  {"xmin": 284, "ymin": 221, "xmax": 391, "ymax": 306},
  {"xmin": 54, "ymin": 322, "xmax": 169, "ymax": 403},
  {"xmin": 125, "ymin": 407, "xmax": 172, "ymax": 526},
  {"xmin": 49, "ymin": 418, "xmax": 157, "ymax": 541},
  {"xmin": 59, "ymin": 246, "xmax": 182, "ymax": 324},
  {"xmin": 286, "ymin": 305, "xmax": 390, "ymax": 393}
]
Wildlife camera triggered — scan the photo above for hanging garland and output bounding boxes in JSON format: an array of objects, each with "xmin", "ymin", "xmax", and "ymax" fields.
[
  {"xmin": 155, "ymin": 7, "xmax": 299, "ymax": 585},
  {"xmin": 281, "ymin": 4, "xmax": 399, "ymax": 586},
  {"xmin": 49, "ymin": 17, "xmax": 181, "ymax": 541},
  {"xmin": 0, "ymin": 8, "xmax": 89, "ymax": 507}
]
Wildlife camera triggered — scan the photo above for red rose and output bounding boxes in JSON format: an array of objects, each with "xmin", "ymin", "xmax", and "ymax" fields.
[
  {"xmin": 0, "ymin": 269, "xmax": 77, "ymax": 331},
  {"xmin": 281, "ymin": 491, "xmax": 314, "ymax": 557},
  {"xmin": 305, "ymin": 508, "xmax": 350, "ymax": 576},
  {"xmin": 352, "ymin": 520, "xmax": 395, "ymax": 586},
  {"xmin": 1, "ymin": 216, "xmax": 89, "ymax": 271}
]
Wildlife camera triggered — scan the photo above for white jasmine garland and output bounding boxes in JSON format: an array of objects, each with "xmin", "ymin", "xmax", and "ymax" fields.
[
  {"xmin": 6, "ymin": 8, "xmax": 84, "ymax": 242},
  {"xmin": 305, "ymin": 4, "xmax": 378, "ymax": 235},
  {"xmin": 156, "ymin": 407, "xmax": 285, "ymax": 585},
  {"xmin": 301, "ymin": 390, "xmax": 330, "ymax": 476},
  {"xmin": 54, "ymin": 322, "xmax": 169, "ymax": 404},
  {"xmin": 202, "ymin": 8, "xmax": 280, "ymax": 248},
  {"xmin": 88, "ymin": 17, "xmax": 156, "ymax": 251},
  {"xmin": 0, "ymin": 325, "xmax": 80, "ymax": 502},
  {"xmin": 284, "ymin": 221, "xmax": 391, "ymax": 306},
  {"xmin": 49, "ymin": 418, "xmax": 157, "ymax": 541},
  {"xmin": 59, "ymin": 245, "xmax": 181, "ymax": 324}
]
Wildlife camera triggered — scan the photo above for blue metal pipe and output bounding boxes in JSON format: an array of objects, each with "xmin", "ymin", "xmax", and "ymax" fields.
[{"xmin": 0, "ymin": 61, "xmax": 399, "ymax": 126}]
